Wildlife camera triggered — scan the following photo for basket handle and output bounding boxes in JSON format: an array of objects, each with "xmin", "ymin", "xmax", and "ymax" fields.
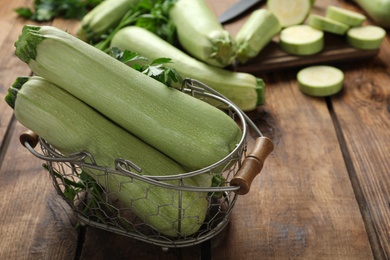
[
  {"xmin": 231, "ymin": 136, "xmax": 273, "ymax": 195},
  {"xmin": 19, "ymin": 130, "xmax": 39, "ymax": 148}
]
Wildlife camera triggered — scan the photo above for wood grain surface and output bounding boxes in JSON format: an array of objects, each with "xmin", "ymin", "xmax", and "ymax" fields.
[{"xmin": 0, "ymin": 0, "xmax": 389, "ymax": 259}]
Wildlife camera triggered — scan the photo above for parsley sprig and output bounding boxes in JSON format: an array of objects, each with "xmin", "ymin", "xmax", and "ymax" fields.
[
  {"xmin": 94, "ymin": 0, "xmax": 177, "ymax": 52},
  {"xmin": 110, "ymin": 47, "xmax": 182, "ymax": 87},
  {"xmin": 15, "ymin": 0, "xmax": 103, "ymax": 21}
]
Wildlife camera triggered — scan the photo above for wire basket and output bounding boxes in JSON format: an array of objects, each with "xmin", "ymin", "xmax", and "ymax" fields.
[{"xmin": 19, "ymin": 78, "xmax": 273, "ymax": 249}]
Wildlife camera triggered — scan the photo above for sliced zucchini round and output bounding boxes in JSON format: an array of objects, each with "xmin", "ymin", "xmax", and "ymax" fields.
[
  {"xmin": 308, "ymin": 14, "xmax": 350, "ymax": 35},
  {"xmin": 267, "ymin": 0, "xmax": 311, "ymax": 27},
  {"xmin": 279, "ymin": 25, "xmax": 324, "ymax": 55},
  {"xmin": 347, "ymin": 25, "xmax": 386, "ymax": 50},
  {"xmin": 297, "ymin": 65, "xmax": 344, "ymax": 96},
  {"xmin": 326, "ymin": 6, "xmax": 366, "ymax": 27}
]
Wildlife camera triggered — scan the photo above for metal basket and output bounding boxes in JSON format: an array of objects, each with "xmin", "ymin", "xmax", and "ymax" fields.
[{"xmin": 19, "ymin": 79, "xmax": 273, "ymax": 249}]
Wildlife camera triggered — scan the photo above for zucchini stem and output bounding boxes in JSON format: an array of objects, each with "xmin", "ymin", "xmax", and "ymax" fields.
[{"xmin": 5, "ymin": 77, "xmax": 29, "ymax": 109}]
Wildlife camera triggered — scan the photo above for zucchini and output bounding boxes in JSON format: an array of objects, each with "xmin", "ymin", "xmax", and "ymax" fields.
[
  {"xmin": 346, "ymin": 25, "xmax": 386, "ymax": 50},
  {"xmin": 279, "ymin": 25, "xmax": 324, "ymax": 55},
  {"xmin": 308, "ymin": 14, "xmax": 350, "ymax": 35},
  {"xmin": 77, "ymin": 0, "xmax": 140, "ymax": 43},
  {"xmin": 297, "ymin": 65, "xmax": 344, "ymax": 96},
  {"xmin": 5, "ymin": 76, "xmax": 209, "ymax": 237},
  {"xmin": 14, "ymin": 25, "xmax": 242, "ymax": 172},
  {"xmin": 169, "ymin": 0, "xmax": 236, "ymax": 68},
  {"xmin": 353, "ymin": 0, "xmax": 390, "ymax": 28},
  {"xmin": 326, "ymin": 5, "xmax": 366, "ymax": 27},
  {"xmin": 267, "ymin": 0, "xmax": 312, "ymax": 27},
  {"xmin": 110, "ymin": 26, "xmax": 264, "ymax": 111},
  {"xmin": 235, "ymin": 9, "xmax": 281, "ymax": 64}
]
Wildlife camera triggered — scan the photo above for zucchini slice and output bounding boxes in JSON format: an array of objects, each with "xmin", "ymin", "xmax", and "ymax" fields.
[
  {"xmin": 347, "ymin": 25, "xmax": 386, "ymax": 50},
  {"xmin": 279, "ymin": 25, "xmax": 324, "ymax": 55},
  {"xmin": 297, "ymin": 65, "xmax": 344, "ymax": 97}
]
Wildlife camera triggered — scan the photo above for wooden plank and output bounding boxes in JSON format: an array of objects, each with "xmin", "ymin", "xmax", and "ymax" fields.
[
  {"xmin": 309, "ymin": 1, "xmax": 390, "ymax": 257},
  {"xmin": 0, "ymin": 122, "xmax": 78, "ymax": 260},
  {"xmin": 331, "ymin": 34, "xmax": 390, "ymax": 258},
  {"xmin": 210, "ymin": 71, "xmax": 374, "ymax": 259},
  {"xmin": 0, "ymin": 0, "xmax": 36, "ymax": 148},
  {"xmin": 209, "ymin": 0, "xmax": 374, "ymax": 258},
  {"xmin": 79, "ymin": 227, "xmax": 202, "ymax": 259},
  {"xmin": 0, "ymin": 1, "xmax": 79, "ymax": 259}
]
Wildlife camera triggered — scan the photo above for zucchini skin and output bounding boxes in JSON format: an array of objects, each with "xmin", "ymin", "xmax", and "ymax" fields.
[
  {"xmin": 353, "ymin": 0, "xmax": 390, "ymax": 28},
  {"xmin": 235, "ymin": 9, "xmax": 281, "ymax": 64},
  {"xmin": 6, "ymin": 76, "xmax": 209, "ymax": 237},
  {"xmin": 111, "ymin": 26, "xmax": 264, "ymax": 111},
  {"xmin": 169, "ymin": 0, "xmax": 236, "ymax": 68},
  {"xmin": 77, "ymin": 0, "xmax": 140, "ymax": 42},
  {"xmin": 15, "ymin": 25, "xmax": 242, "ymax": 172}
]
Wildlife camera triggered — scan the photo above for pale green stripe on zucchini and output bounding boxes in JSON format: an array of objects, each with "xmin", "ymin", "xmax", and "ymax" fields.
[
  {"xmin": 77, "ymin": 0, "xmax": 140, "ymax": 42},
  {"xmin": 279, "ymin": 25, "xmax": 324, "ymax": 55},
  {"xmin": 308, "ymin": 14, "xmax": 350, "ymax": 35},
  {"xmin": 326, "ymin": 5, "xmax": 366, "ymax": 27},
  {"xmin": 111, "ymin": 26, "xmax": 264, "ymax": 111},
  {"xmin": 297, "ymin": 65, "xmax": 344, "ymax": 96},
  {"xmin": 235, "ymin": 9, "xmax": 281, "ymax": 64},
  {"xmin": 14, "ymin": 25, "xmax": 242, "ymax": 172},
  {"xmin": 169, "ymin": 0, "xmax": 236, "ymax": 68},
  {"xmin": 347, "ymin": 25, "xmax": 386, "ymax": 50},
  {"xmin": 267, "ymin": 0, "xmax": 312, "ymax": 27},
  {"xmin": 5, "ymin": 76, "xmax": 209, "ymax": 237}
]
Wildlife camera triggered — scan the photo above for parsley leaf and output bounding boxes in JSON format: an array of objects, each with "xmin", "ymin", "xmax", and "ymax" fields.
[
  {"xmin": 110, "ymin": 47, "xmax": 182, "ymax": 87},
  {"xmin": 94, "ymin": 0, "xmax": 177, "ymax": 52},
  {"xmin": 15, "ymin": 0, "xmax": 103, "ymax": 21}
]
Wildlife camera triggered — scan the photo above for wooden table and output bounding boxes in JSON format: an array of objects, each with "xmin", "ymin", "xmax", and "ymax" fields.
[{"xmin": 0, "ymin": 0, "xmax": 389, "ymax": 259}]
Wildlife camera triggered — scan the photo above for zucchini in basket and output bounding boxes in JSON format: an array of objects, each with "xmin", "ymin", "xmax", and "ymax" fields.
[
  {"xmin": 5, "ymin": 76, "xmax": 209, "ymax": 237},
  {"xmin": 14, "ymin": 25, "xmax": 242, "ymax": 172}
]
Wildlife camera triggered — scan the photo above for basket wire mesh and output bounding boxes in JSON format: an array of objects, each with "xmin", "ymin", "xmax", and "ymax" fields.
[{"xmin": 20, "ymin": 78, "xmax": 273, "ymax": 248}]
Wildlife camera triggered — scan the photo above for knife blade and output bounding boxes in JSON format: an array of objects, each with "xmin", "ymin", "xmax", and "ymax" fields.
[{"xmin": 218, "ymin": 0, "xmax": 264, "ymax": 24}]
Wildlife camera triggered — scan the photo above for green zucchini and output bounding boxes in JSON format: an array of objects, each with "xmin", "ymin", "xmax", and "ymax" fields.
[
  {"xmin": 5, "ymin": 76, "xmax": 209, "ymax": 237},
  {"xmin": 235, "ymin": 9, "xmax": 281, "ymax": 64},
  {"xmin": 353, "ymin": 0, "xmax": 390, "ymax": 28},
  {"xmin": 297, "ymin": 65, "xmax": 344, "ymax": 96},
  {"xmin": 267, "ymin": 0, "xmax": 312, "ymax": 27},
  {"xmin": 169, "ymin": 0, "xmax": 236, "ymax": 68},
  {"xmin": 110, "ymin": 26, "xmax": 264, "ymax": 111},
  {"xmin": 308, "ymin": 14, "xmax": 350, "ymax": 35},
  {"xmin": 77, "ymin": 0, "xmax": 140, "ymax": 43},
  {"xmin": 279, "ymin": 25, "xmax": 324, "ymax": 55},
  {"xmin": 14, "ymin": 25, "xmax": 242, "ymax": 172},
  {"xmin": 346, "ymin": 25, "xmax": 386, "ymax": 50},
  {"xmin": 325, "ymin": 5, "xmax": 366, "ymax": 27}
]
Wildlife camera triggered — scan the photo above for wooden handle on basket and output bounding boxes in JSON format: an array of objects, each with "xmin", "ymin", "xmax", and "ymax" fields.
[
  {"xmin": 231, "ymin": 136, "xmax": 274, "ymax": 195},
  {"xmin": 19, "ymin": 130, "xmax": 39, "ymax": 148}
]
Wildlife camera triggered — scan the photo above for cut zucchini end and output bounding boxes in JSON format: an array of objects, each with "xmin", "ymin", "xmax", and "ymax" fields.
[
  {"xmin": 256, "ymin": 78, "xmax": 266, "ymax": 105},
  {"xmin": 347, "ymin": 25, "xmax": 386, "ymax": 50},
  {"xmin": 297, "ymin": 65, "xmax": 344, "ymax": 97},
  {"xmin": 209, "ymin": 31, "xmax": 236, "ymax": 67}
]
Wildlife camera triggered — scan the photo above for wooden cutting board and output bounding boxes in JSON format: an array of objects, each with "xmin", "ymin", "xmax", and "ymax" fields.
[
  {"xmin": 231, "ymin": 33, "xmax": 379, "ymax": 74},
  {"xmin": 207, "ymin": 0, "xmax": 380, "ymax": 74}
]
